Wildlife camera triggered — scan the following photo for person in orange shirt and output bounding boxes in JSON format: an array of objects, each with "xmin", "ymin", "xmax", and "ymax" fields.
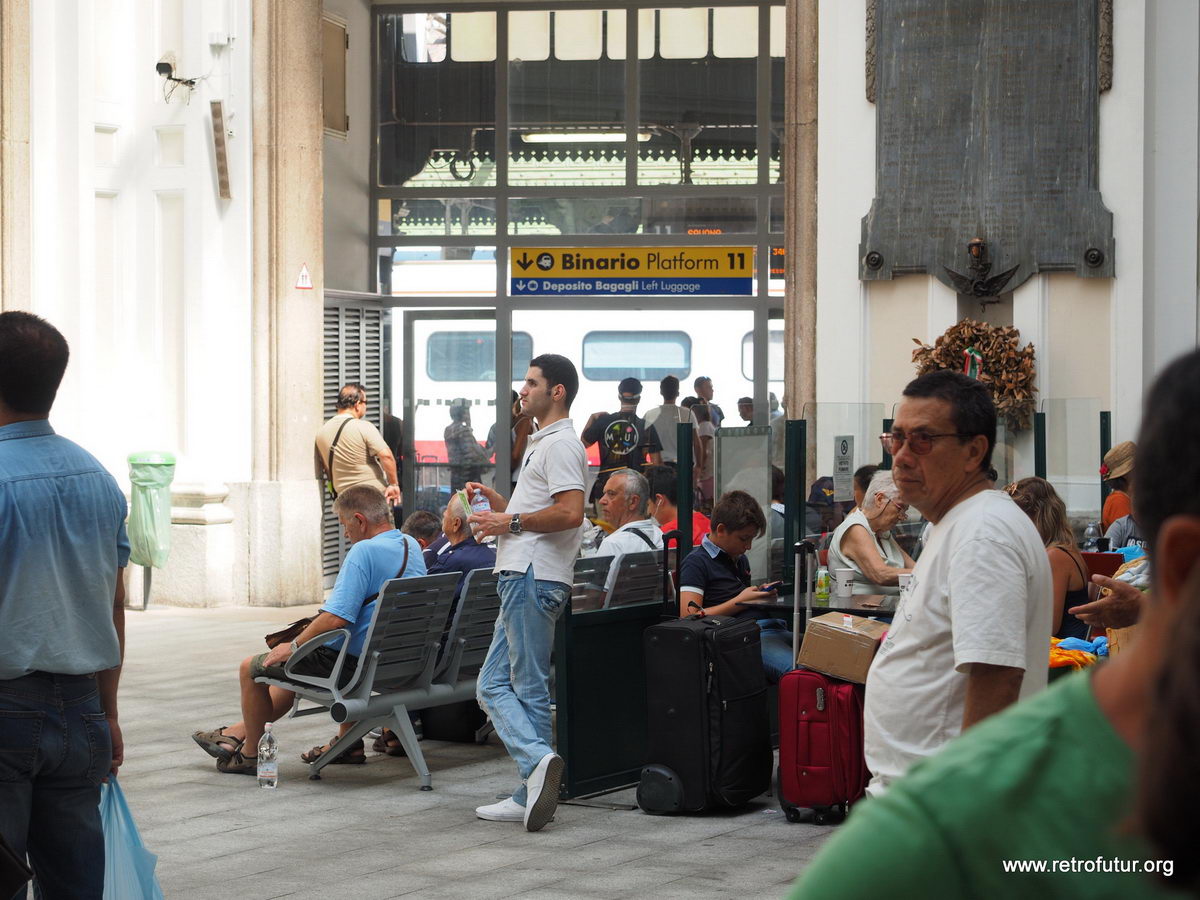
[{"xmin": 1100, "ymin": 440, "xmax": 1135, "ymax": 531}]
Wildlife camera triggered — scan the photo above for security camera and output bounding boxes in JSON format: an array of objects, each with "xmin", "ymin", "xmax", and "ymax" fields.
[{"xmin": 156, "ymin": 52, "xmax": 177, "ymax": 79}]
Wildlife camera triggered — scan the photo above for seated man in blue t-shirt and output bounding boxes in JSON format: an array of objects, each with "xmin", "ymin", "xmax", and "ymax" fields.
[
  {"xmin": 677, "ymin": 489, "xmax": 795, "ymax": 682},
  {"xmin": 190, "ymin": 485, "xmax": 425, "ymax": 775}
]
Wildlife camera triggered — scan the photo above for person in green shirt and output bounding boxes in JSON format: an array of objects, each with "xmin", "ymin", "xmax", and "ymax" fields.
[{"xmin": 790, "ymin": 347, "xmax": 1200, "ymax": 899}]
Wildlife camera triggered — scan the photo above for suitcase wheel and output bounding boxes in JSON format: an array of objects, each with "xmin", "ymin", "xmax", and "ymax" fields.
[{"xmin": 783, "ymin": 806, "xmax": 803, "ymax": 824}]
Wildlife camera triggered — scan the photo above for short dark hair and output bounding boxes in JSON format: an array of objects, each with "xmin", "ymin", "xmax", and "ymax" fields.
[
  {"xmin": 645, "ymin": 464, "xmax": 678, "ymax": 506},
  {"xmin": 711, "ymin": 490, "xmax": 766, "ymax": 538},
  {"xmin": 901, "ymin": 370, "xmax": 997, "ymax": 478},
  {"xmin": 1134, "ymin": 348, "xmax": 1200, "ymax": 553},
  {"xmin": 402, "ymin": 509, "xmax": 442, "ymax": 542},
  {"xmin": 336, "ymin": 383, "xmax": 366, "ymax": 411},
  {"xmin": 660, "ymin": 375, "xmax": 680, "ymax": 402},
  {"xmin": 0, "ymin": 312, "xmax": 70, "ymax": 415},
  {"xmin": 854, "ymin": 464, "xmax": 880, "ymax": 495},
  {"xmin": 680, "ymin": 396, "xmax": 699, "ymax": 409},
  {"xmin": 529, "ymin": 354, "xmax": 579, "ymax": 410},
  {"xmin": 771, "ymin": 465, "xmax": 785, "ymax": 503},
  {"xmin": 694, "ymin": 376, "xmax": 711, "ymax": 390}
]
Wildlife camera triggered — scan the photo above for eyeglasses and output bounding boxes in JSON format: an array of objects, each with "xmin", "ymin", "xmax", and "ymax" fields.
[
  {"xmin": 879, "ymin": 430, "xmax": 972, "ymax": 455},
  {"xmin": 885, "ymin": 497, "xmax": 909, "ymax": 516}
]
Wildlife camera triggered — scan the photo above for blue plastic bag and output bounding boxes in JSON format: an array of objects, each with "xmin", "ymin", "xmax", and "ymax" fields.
[{"xmin": 100, "ymin": 778, "xmax": 164, "ymax": 900}]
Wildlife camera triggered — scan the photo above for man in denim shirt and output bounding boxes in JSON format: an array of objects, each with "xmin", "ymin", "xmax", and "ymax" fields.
[
  {"xmin": 467, "ymin": 354, "xmax": 588, "ymax": 833},
  {"xmin": 0, "ymin": 312, "xmax": 130, "ymax": 898}
]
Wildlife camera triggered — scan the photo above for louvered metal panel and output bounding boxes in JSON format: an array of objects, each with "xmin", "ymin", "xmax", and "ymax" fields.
[{"xmin": 322, "ymin": 300, "xmax": 388, "ymax": 586}]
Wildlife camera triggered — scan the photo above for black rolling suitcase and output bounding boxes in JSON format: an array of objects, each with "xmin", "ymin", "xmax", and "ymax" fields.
[{"xmin": 637, "ymin": 615, "xmax": 773, "ymax": 814}]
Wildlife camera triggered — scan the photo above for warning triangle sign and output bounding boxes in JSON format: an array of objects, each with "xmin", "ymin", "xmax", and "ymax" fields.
[{"xmin": 296, "ymin": 264, "xmax": 313, "ymax": 290}]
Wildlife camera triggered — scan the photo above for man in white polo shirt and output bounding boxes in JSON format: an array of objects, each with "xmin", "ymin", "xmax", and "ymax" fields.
[{"xmin": 466, "ymin": 353, "xmax": 588, "ymax": 832}]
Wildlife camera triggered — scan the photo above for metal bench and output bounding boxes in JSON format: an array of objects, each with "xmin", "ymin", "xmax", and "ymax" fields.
[
  {"xmin": 255, "ymin": 569, "xmax": 504, "ymax": 789},
  {"xmin": 604, "ymin": 550, "xmax": 669, "ymax": 609}
]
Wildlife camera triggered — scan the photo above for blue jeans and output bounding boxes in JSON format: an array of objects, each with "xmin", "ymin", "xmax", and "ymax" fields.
[
  {"xmin": 477, "ymin": 566, "xmax": 569, "ymax": 806},
  {"xmin": 0, "ymin": 672, "xmax": 110, "ymax": 900},
  {"xmin": 757, "ymin": 618, "xmax": 796, "ymax": 684}
]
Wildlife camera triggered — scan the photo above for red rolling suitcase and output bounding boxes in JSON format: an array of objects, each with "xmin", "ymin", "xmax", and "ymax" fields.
[
  {"xmin": 777, "ymin": 669, "xmax": 868, "ymax": 824},
  {"xmin": 777, "ymin": 541, "xmax": 870, "ymax": 825}
]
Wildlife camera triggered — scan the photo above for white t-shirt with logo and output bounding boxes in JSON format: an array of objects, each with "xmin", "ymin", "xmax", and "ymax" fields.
[
  {"xmin": 863, "ymin": 490, "xmax": 1052, "ymax": 794},
  {"xmin": 494, "ymin": 417, "xmax": 588, "ymax": 586}
]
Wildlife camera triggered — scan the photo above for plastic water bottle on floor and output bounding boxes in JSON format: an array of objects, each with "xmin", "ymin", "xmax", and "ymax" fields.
[{"xmin": 257, "ymin": 722, "xmax": 278, "ymax": 789}]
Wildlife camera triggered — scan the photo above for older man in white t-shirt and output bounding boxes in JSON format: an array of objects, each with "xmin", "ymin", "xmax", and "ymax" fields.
[{"xmin": 865, "ymin": 371, "xmax": 1051, "ymax": 796}]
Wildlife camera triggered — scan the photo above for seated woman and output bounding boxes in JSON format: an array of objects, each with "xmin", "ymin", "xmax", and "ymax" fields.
[
  {"xmin": 825, "ymin": 471, "xmax": 914, "ymax": 594},
  {"xmin": 1005, "ymin": 477, "xmax": 1091, "ymax": 640},
  {"xmin": 677, "ymin": 490, "xmax": 794, "ymax": 682}
]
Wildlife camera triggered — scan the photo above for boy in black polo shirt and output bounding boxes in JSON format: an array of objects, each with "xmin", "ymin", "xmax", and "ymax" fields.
[{"xmin": 677, "ymin": 490, "xmax": 796, "ymax": 683}]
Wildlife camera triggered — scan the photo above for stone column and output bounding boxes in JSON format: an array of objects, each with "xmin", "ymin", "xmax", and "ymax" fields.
[
  {"xmin": 248, "ymin": 0, "xmax": 325, "ymax": 605},
  {"xmin": 0, "ymin": 0, "xmax": 30, "ymax": 312},
  {"xmin": 784, "ymin": 0, "xmax": 817, "ymax": 421}
]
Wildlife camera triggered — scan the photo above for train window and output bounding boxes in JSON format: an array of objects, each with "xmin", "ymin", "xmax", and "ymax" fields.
[
  {"xmin": 740, "ymin": 330, "xmax": 784, "ymax": 381},
  {"xmin": 582, "ymin": 331, "xmax": 691, "ymax": 382},
  {"xmin": 427, "ymin": 331, "xmax": 532, "ymax": 381}
]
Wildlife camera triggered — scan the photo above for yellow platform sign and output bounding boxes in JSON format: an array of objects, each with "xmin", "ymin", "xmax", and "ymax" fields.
[{"xmin": 510, "ymin": 246, "xmax": 754, "ymax": 296}]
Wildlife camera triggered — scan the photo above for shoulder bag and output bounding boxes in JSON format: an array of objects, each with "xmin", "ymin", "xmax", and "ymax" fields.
[{"xmin": 264, "ymin": 538, "xmax": 411, "ymax": 648}]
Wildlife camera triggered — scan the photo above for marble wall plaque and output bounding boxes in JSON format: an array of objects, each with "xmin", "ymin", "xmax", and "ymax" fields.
[{"xmin": 860, "ymin": 0, "xmax": 1115, "ymax": 292}]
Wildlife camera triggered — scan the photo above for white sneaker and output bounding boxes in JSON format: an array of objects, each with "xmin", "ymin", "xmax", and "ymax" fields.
[
  {"xmin": 475, "ymin": 797, "xmax": 526, "ymax": 822},
  {"xmin": 524, "ymin": 752, "xmax": 564, "ymax": 832}
]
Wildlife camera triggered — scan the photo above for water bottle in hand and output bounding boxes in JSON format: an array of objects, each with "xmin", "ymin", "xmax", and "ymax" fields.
[
  {"xmin": 469, "ymin": 488, "xmax": 491, "ymax": 537},
  {"xmin": 257, "ymin": 722, "xmax": 278, "ymax": 789}
]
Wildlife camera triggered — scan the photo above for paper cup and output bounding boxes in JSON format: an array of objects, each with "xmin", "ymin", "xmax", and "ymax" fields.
[{"xmin": 834, "ymin": 567, "xmax": 854, "ymax": 597}]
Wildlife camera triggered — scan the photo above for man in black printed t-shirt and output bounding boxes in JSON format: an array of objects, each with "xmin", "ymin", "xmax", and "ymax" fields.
[{"xmin": 581, "ymin": 377, "xmax": 663, "ymax": 505}]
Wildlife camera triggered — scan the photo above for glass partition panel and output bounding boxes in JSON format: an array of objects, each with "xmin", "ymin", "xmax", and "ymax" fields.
[
  {"xmin": 800, "ymin": 402, "xmax": 887, "ymax": 536},
  {"xmin": 715, "ymin": 426, "xmax": 773, "ymax": 580},
  {"xmin": 1042, "ymin": 397, "xmax": 1102, "ymax": 521},
  {"xmin": 398, "ymin": 311, "xmax": 498, "ymax": 513},
  {"xmin": 507, "ymin": 196, "xmax": 757, "ymax": 235},
  {"xmin": 379, "ymin": 198, "xmax": 498, "ymax": 237},
  {"xmin": 639, "ymin": 8, "xmax": 759, "ymax": 185},
  {"xmin": 377, "ymin": 12, "xmax": 498, "ymax": 188},
  {"xmin": 388, "ymin": 246, "xmax": 497, "ymax": 298},
  {"xmin": 512, "ymin": 307, "xmax": 754, "ymax": 500},
  {"xmin": 509, "ymin": 9, "xmax": 626, "ymax": 187}
]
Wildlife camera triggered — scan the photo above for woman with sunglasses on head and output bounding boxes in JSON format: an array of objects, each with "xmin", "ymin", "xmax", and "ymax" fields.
[
  {"xmin": 826, "ymin": 470, "xmax": 915, "ymax": 594},
  {"xmin": 1005, "ymin": 477, "xmax": 1092, "ymax": 640}
]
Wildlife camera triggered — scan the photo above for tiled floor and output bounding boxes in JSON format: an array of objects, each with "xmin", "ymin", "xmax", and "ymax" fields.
[{"xmin": 112, "ymin": 605, "xmax": 833, "ymax": 899}]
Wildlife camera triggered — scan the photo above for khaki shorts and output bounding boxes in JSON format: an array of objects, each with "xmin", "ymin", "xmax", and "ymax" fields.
[{"xmin": 249, "ymin": 646, "xmax": 357, "ymax": 689}]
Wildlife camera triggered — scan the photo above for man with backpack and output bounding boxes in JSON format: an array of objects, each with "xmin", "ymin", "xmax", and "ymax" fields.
[{"xmin": 314, "ymin": 383, "xmax": 401, "ymax": 506}]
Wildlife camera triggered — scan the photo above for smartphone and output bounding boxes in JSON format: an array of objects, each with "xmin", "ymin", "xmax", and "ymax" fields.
[{"xmin": 758, "ymin": 581, "xmax": 784, "ymax": 593}]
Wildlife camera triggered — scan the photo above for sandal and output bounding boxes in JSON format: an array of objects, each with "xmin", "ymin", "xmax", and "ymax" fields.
[
  {"xmin": 216, "ymin": 749, "xmax": 258, "ymax": 776},
  {"xmin": 300, "ymin": 735, "xmax": 366, "ymax": 765},
  {"xmin": 371, "ymin": 728, "xmax": 407, "ymax": 757},
  {"xmin": 192, "ymin": 726, "xmax": 243, "ymax": 762}
]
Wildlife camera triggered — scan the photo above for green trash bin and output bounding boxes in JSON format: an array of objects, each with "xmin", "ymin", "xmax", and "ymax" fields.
[{"xmin": 128, "ymin": 452, "xmax": 176, "ymax": 608}]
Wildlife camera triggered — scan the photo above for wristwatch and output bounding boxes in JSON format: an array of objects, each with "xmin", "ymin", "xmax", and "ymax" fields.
[
  {"xmin": 289, "ymin": 640, "xmax": 300, "ymax": 654},
  {"xmin": 509, "ymin": 513, "xmax": 524, "ymax": 535}
]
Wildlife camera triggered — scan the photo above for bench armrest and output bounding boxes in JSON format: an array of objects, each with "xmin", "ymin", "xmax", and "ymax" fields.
[{"xmin": 282, "ymin": 628, "xmax": 354, "ymax": 693}]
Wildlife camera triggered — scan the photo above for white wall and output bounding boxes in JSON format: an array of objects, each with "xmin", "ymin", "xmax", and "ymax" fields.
[
  {"xmin": 1143, "ymin": 0, "xmax": 1200, "ymax": 385},
  {"xmin": 31, "ymin": 0, "xmax": 254, "ymax": 488},
  {"xmin": 322, "ymin": 0, "xmax": 373, "ymax": 293}
]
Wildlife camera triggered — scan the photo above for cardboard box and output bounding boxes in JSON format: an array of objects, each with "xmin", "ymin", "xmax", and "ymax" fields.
[{"xmin": 796, "ymin": 612, "xmax": 889, "ymax": 684}]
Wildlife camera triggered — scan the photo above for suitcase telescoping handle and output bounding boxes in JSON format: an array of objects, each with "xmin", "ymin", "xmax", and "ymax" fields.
[
  {"xmin": 662, "ymin": 529, "xmax": 684, "ymax": 617},
  {"xmin": 793, "ymin": 540, "xmax": 816, "ymax": 659}
]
